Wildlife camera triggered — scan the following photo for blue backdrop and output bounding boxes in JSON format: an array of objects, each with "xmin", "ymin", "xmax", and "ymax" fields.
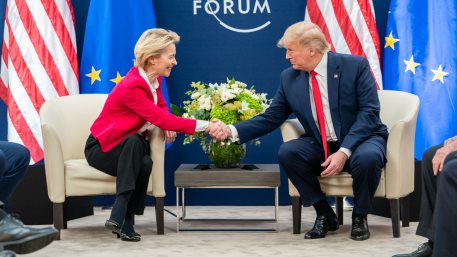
[{"xmin": 0, "ymin": 0, "xmax": 391, "ymax": 205}]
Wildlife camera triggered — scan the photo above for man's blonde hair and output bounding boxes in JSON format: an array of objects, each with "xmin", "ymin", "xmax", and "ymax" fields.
[
  {"xmin": 134, "ymin": 28, "xmax": 180, "ymax": 69},
  {"xmin": 277, "ymin": 21, "xmax": 330, "ymax": 54}
]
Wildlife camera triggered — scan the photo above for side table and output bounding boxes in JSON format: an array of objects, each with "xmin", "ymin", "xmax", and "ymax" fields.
[{"xmin": 174, "ymin": 164, "xmax": 280, "ymax": 231}]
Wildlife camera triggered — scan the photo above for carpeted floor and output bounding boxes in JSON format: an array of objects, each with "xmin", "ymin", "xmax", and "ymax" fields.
[{"xmin": 28, "ymin": 206, "xmax": 423, "ymax": 257}]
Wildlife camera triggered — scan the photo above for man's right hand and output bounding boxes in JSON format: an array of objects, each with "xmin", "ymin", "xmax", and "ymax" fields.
[{"xmin": 205, "ymin": 119, "xmax": 232, "ymax": 141}]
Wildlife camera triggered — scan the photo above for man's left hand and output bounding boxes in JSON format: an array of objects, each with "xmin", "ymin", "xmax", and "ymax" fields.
[
  {"xmin": 432, "ymin": 140, "xmax": 457, "ymax": 175},
  {"xmin": 320, "ymin": 151, "xmax": 348, "ymax": 177}
]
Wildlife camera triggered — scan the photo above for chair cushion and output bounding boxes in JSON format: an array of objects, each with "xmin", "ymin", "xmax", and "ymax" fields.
[
  {"xmin": 318, "ymin": 169, "xmax": 386, "ymax": 197},
  {"xmin": 64, "ymin": 159, "xmax": 116, "ymax": 196}
]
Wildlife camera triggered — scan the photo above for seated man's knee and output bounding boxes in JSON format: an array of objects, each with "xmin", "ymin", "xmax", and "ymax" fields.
[
  {"xmin": 16, "ymin": 144, "xmax": 31, "ymax": 168},
  {"xmin": 351, "ymin": 151, "xmax": 383, "ymax": 171},
  {"xmin": 441, "ymin": 158, "xmax": 457, "ymax": 178},
  {"xmin": 278, "ymin": 142, "xmax": 298, "ymax": 165}
]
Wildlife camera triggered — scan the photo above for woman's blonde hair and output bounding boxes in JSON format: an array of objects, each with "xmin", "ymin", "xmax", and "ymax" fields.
[
  {"xmin": 134, "ymin": 28, "xmax": 180, "ymax": 69},
  {"xmin": 277, "ymin": 21, "xmax": 330, "ymax": 54}
]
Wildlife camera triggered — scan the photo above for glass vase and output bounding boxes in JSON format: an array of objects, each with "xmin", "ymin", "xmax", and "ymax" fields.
[{"xmin": 208, "ymin": 142, "xmax": 246, "ymax": 168}]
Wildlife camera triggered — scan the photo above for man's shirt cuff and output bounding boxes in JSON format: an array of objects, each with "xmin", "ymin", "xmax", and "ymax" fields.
[
  {"xmin": 339, "ymin": 147, "xmax": 352, "ymax": 159},
  {"xmin": 228, "ymin": 125, "xmax": 239, "ymax": 142}
]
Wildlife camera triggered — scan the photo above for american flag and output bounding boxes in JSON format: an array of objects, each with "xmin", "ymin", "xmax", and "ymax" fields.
[
  {"xmin": 305, "ymin": 0, "xmax": 383, "ymax": 89},
  {"xmin": 0, "ymin": 0, "xmax": 79, "ymax": 163}
]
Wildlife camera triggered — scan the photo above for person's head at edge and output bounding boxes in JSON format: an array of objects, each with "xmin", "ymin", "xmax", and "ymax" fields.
[
  {"xmin": 134, "ymin": 28, "xmax": 179, "ymax": 79},
  {"xmin": 277, "ymin": 21, "xmax": 331, "ymax": 72}
]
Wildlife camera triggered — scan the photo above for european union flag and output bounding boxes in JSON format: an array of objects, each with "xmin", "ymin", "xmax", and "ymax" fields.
[
  {"xmin": 79, "ymin": 0, "xmax": 169, "ymax": 105},
  {"xmin": 383, "ymin": 0, "xmax": 457, "ymax": 159}
]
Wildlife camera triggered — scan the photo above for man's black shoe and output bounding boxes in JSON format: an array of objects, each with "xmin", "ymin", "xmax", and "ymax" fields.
[
  {"xmin": 0, "ymin": 214, "xmax": 58, "ymax": 254},
  {"xmin": 0, "ymin": 250, "xmax": 15, "ymax": 257},
  {"xmin": 392, "ymin": 242, "xmax": 433, "ymax": 257},
  {"xmin": 350, "ymin": 216, "xmax": 370, "ymax": 241},
  {"xmin": 304, "ymin": 215, "xmax": 339, "ymax": 239}
]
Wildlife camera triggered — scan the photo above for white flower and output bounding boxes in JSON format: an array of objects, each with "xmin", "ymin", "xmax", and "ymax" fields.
[
  {"xmin": 250, "ymin": 94, "xmax": 259, "ymax": 100},
  {"xmin": 235, "ymin": 81, "xmax": 247, "ymax": 88},
  {"xmin": 239, "ymin": 100, "xmax": 250, "ymax": 113},
  {"xmin": 198, "ymin": 95, "xmax": 212, "ymax": 111},
  {"xmin": 232, "ymin": 87, "xmax": 243, "ymax": 94},
  {"xmin": 219, "ymin": 83, "xmax": 229, "ymax": 90},
  {"xmin": 191, "ymin": 92, "xmax": 201, "ymax": 99},
  {"xmin": 260, "ymin": 93, "xmax": 268, "ymax": 101},
  {"xmin": 220, "ymin": 89, "xmax": 236, "ymax": 102}
]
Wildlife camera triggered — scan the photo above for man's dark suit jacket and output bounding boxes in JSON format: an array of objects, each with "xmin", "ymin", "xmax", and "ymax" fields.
[{"xmin": 234, "ymin": 51, "xmax": 388, "ymax": 153}]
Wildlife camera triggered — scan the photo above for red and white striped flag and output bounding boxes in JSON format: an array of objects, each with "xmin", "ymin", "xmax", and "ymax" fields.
[
  {"xmin": 305, "ymin": 0, "xmax": 383, "ymax": 89},
  {"xmin": 0, "ymin": 0, "xmax": 79, "ymax": 163}
]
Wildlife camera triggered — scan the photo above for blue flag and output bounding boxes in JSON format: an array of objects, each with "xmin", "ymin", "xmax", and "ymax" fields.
[
  {"xmin": 382, "ymin": 0, "xmax": 457, "ymax": 159},
  {"xmin": 79, "ymin": 0, "xmax": 169, "ymax": 104}
]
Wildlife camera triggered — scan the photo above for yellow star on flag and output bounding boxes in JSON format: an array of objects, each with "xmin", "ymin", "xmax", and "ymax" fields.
[
  {"xmin": 85, "ymin": 66, "xmax": 101, "ymax": 85},
  {"xmin": 431, "ymin": 65, "xmax": 449, "ymax": 84},
  {"xmin": 403, "ymin": 56, "xmax": 420, "ymax": 74},
  {"xmin": 110, "ymin": 72, "xmax": 124, "ymax": 84},
  {"xmin": 384, "ymin": 31, "xmax": 400, "ymax": 50}
]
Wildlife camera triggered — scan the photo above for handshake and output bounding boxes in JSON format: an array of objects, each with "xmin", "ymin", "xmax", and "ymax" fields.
[{"xmin": 205, "ymin": 119, "xmax": 233, "ymax": 141}]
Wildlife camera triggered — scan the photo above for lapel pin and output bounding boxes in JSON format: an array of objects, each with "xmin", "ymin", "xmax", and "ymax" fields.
[{"xmin": 334, "ymin": 74, "xmax": 338, "ymax": 79}]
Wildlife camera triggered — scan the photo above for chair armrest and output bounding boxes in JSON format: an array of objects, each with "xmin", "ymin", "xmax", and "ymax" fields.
[
  {"xmin": 384, "ymin": 119, "xmax": 416, "ymax": 198},
  {"xmin": 280, "ymin": 119, "xmax": 305, "ymax": 142},
  {"xmin": 148, "ymin": 126, "xmax": 166, "ymax": 197},
  {"xmin": 41, "ymin": 123, "xmax": 66, "ymax": 203}
]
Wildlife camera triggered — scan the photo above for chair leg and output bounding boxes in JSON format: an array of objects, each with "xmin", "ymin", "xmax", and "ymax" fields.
[
  {"xmin": 389, "ymin": 199, "xmax": 401, "ymax": 238},
  {"xmin": 155, "ymin": 197, "xmax": 164, "ymax": 235},
  {"xmin": 336, "ymin": 197, "xmax": 344, "ymax": 225},
  {"xmin": 400, "ymin": 196, "xmax": 410, "ymax": 227},
  {"xmin": 53, "ymin": 203, "xmax": 66, "ymax": 240},
  {"xmin": 291, "ymin": 196, "xmax": 302, "ymax": 234}
]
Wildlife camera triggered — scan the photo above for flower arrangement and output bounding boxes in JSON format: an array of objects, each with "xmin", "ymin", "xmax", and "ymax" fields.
[{"xmin": 172, "ymin": 78, "xmax": 271, "ymax": 155}]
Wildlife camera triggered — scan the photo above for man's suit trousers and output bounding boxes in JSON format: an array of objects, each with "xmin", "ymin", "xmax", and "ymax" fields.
[
  {"xmin": 417, "ymin": 144, "xmax": 457, "ymax": 257},
  {"xmin": 278, "ymin": 135, "xmax": 386, "ymax": 215}
]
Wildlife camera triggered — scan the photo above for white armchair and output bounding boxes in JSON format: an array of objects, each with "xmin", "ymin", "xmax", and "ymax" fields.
[
  {"xmin": 280, "ymin": 90, "xmax": 419, "ymax": 237},
  {"xmin": 39, "ymin": 94, "xmax": 166, "ymax": 239}
]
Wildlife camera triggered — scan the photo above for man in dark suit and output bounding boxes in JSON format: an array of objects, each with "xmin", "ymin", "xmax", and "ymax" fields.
[
  {"xmin": 393, "ymin": 137, "xmax": 457, "ymax": 257},
  {"xmin": 0, "ymin": 141, "xmax": 58, "ymax": 255},
  {"xmin": 209, "ymin": 21, "xmax": 388, "ymax": 241}
]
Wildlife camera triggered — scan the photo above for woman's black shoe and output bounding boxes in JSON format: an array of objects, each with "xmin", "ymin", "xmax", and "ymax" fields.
[
  {"xmin": 105, "ymin": 220, "xmax": 120, "ymax": 234},
  {"xmin": 120, "ymin": 232, "xmax": 141, "ymax": 242},
  {"xmin": 112, "ymin": 231, "xmax": 141, "ymax": 239}
]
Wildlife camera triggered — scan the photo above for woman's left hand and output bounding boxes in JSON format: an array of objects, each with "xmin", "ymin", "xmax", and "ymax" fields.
[{"xmin": 164, "ymin": 130, "xmax": 177, "ymax": 144}]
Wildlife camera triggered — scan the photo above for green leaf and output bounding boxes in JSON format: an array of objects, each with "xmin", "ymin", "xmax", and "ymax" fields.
[{"xmin": 170, "ymin": 103, "xmax": 184, "ymax": 116}]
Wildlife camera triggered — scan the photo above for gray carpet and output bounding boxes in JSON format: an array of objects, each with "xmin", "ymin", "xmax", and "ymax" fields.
[{"xmin": 28, "ymin": 206, "xmax": 424, "ymax": 257}]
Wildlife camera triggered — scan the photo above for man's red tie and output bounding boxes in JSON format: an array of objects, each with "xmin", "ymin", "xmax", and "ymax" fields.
[{"xmin": 310, "ymin": 70, "xmax": 329, "ymax": 159}]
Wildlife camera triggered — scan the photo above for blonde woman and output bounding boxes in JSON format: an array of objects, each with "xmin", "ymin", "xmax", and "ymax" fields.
[{"xmin": 85, "ymin": 29, "xmax": 218, "ymax": 241}]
